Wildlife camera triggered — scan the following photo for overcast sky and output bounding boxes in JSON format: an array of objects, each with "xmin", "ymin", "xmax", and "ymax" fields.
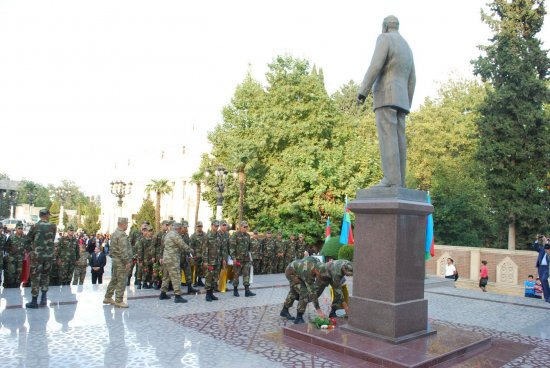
[{"xmin": 1, "ymin": 0, "xmax": 548, "ymax": 196}]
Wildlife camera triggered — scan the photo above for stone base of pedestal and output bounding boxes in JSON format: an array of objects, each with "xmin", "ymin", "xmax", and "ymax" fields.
[{"xmin": 283, "ymin": 322, "xmax": 492, "ymax": 368}]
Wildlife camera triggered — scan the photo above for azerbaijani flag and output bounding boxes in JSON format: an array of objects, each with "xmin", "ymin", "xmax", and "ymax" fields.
[
  {"xmin": 339, "ymin": 196, "xmax": 355, "ymax": 245},
  {"xmin": 425, "ymin": 193, "xmax": 435, "ymax": 260},
  {"xmin": 324, "ymin": 217, "xmax": 331, "ymax": 244}
]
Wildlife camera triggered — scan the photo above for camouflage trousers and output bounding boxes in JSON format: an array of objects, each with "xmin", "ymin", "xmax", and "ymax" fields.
[
  {"xmin": 204, "ymin": 265, "xmax": 220, "ymax": 291},
  {"xmin": 142, "ymin": 259, "xmax": 154, "ymax": 283},
  {"xmin": 276, "ymin": 256, "xmax": 285, "ymax": 273},
  {"xmin": 181, "ymin": 257, "xmax": 192, "ymax": 285},
  {"xmin": 161, "ymin": 260, "xmax": 182, "ymax": 295},
  {"xmin": 30, "ymin": 256, "xmax": 53, "ymax": 297},
  {"xmin": 232, "ymin": 261, "xmax": 251, "ymax": 288},
  {"xmin": 3, "ymin": 256, "xmax": 23, "ymax": 288},
  {"xmin": 262, "ymin": 256, "xmax": 275, "ymax": 274},
  {"xmin": 59, "ymin": 261, "xmax": 74, "ymax": 284},
  {"xmin": 283, "ymin": 268, "xmax": 309, "ymax": 314},
  {"xmin": 128, "ymin": 260, "xmax": 141, "ymax": 282},
  {"xmin": 105, "ymin": 260, "xmax": 128, "ymax": 303},
  {"xmin": 317, "ymin": 283, "xmax": 344, "ymax": 309},
  {"xmin": 72, "ymin": 266, "xmax": 87, "ymax": 285},
  {"xmin": 194, "ymin": 257, "xmax": 204, "ymax": 280},
  {"xmin": 253, "ymin": 259, "xmax": 262, "ymax": 275}
]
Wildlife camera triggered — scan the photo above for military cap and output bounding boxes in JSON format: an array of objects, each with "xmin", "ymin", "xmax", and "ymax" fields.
[
  {"xmin": 342, "ymin": 260, "xmax": 353, "ymax": 276},
  {"xmin": 172, "ymin": 222, "xmax": 183, "ymax": 229},
  {"xmin": 212, "ymin": 220, "xmax": 220, "ymax": 226},
  {"xmin": 16, "ymin": 221, "xmax": 24, "ymax": 229},
  {"xmin": 240, "ymin": 221, "xmax": 248, "ymax": 228},
  {"xmin": 266, "ymin": 229, "xmax": 272, "ymax": 234},
  {"xmin": 145, "ymin": 225, "xmax": 154, "ymax": 231},
  {"xmin": 253, "ymin": 229, "xmax": 258, "ymax": 234},
  {"xmin": 118, "ymin": 217, "xmax": 128, "ymax": 224},
  {"xmin": 298, "ymin": 233, "xmax": 304, "ymax": 238},
  {"xmin": 39, "ymin": 208, "xmax": 50, "ymax": 216},
  {"xmin": 196, "ymin": 221, "xmax": 203, "ymax": 227},
  {"xmin": 141, "ymin": 220, "xmax": 150, "ymax": 225},
  {"xmin": 220, "ymin": 220, "xmax": 228, "ymax": 226},
  {"xmin": 67, "ymin": 224, "xmax": 75, "ymax": 231},
  {"xmin": 161, "ymin": 220, "xmax": 170, "ymax": 225},
  {"xmin": 182, "ymin": 220, "xmax": 189, "ymax": 227}
]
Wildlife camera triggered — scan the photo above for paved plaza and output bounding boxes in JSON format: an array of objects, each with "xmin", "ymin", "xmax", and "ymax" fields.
[{"xmin": 1, "ymin": 261, "xmax": 550, "ymax": 367}]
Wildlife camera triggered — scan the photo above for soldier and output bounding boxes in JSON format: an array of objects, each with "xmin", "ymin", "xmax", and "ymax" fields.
[
  {"xmin": 203, "ymin": 220, "xmax": 225, "ymax": 302},
  {"xmin": 280, "ymin": 256, "xmax": 325, "ymax": 324},
  {"xmin": 261, "ymin": 230, "xmax": 276, "ymax": 274},
  {"xmin": 25, "ymin": 208, "xmax": 57, "ymax": 309},
  {"xmin": 316, "ymin": 260, "xmax": 353, "ymax": 317},
  {"xmin": 180, "ymin": 220, "xmax": 198, "ymax": 294},
  {"xmin": 57, "ymin": 225, "xmax": 78, "ymax": 285},
  {"xmin": 3, "ymin": 221, "xmax": 27, "ymax": 288},
  {"xmin": 250, "ymin": 229, "xmax": 262, "ymax": 275},
  {"xmin": 127, "ymin": 221, "xmax": 147, "ymax": 288},
  {"xmin": 0, "ymin": 227, "xmax": 6, "ymax": 286},
  {"xmin": 229, "ymin": 221, "xmax": 256, "ymax": 297},
  {"xmin": 139, "ymin": 225, "xmax": 155, "ymax": 289},
  {"xmin": 159, "ymin": 222, "xmax": 192, "ymax": 303},
  {"xmin": 189, "ymin": 221, "xmax": 207, "ymax": 287},
  {"xmin": 285, "ymin": 233, "xmax": 297, "ymax": 265},
  {"xmin": 295, "ymin": 234, "xmax": 307, "ymax": 260},
  {"xmin": 275, "ymin": 231, "xmax": 285, "ymax": 273},
  {"xmin": 218, "ymin": 220, "xmax": 230, "ymax": 287},
  {"xmin": 72, "ymin": 243, "xmax": 90, "ymax": 285},
  {"xmin": 151, "ymin": 220, "xmax": 171, "ymax": 289},
  {"xmin": 49, "ymin": 244, "xmax": 61, "ymax": 287},
  {"xmin": 103, "ymin": 217, "xmax": 132, "ymax": 308}
]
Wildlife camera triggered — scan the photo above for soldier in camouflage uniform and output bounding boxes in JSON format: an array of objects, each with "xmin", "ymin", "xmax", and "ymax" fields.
[
  {"xmin": 275, "ymin": 231, "xmax": 286, "ymax": 273},
  {"xmin": 49, "ymin": 244, "xmax": 61, "ymax": 286},
  {"xmin": 103, "ymin": 217, "xmax": 132, "ymax": 308},
  {"xmin": 159, "ymin": 222, "xmax": 193, "ymax": 303},
  {"xmin": 189, "ymin": 221, "xmax": 207, "ymax": 287},
  {"xmin": 0, "ymin": 227, "xmax": 6, "ymax": 286},
  {"xmin": 250, "ymin": 229, "xmax": 262, "ymax": 275},
  {"xmin": 229, "ymin": 221, "xmax": 256, "ymax": 297},
  {"xmin": 72, "ymin": 243, "xmax": 90, "ymax": 285},
  {"xmin": 25, "ymin": 209, "xmax": 57, "ymax": 309},
  {"xmin": 57, "ymin": 225, "xmax": 78, "ymax": 285},
  {"xmin": 180, "ymin": 221, "xmax": 198, "ymax": 294},
  {"xmin": 203, "ymin": 221, "xmax": 225, "ymax": 302},
  {"xmin": 218, "ymin": 220, "xmax": 230, "ymax": 288},
  {"xmin": 127, "ymin": 221, "xmax": 146, "ymax": 288},
  {"xmin": 295, "ymin": 234, "xmax": 307, "ymax": 259},
  {"xmin": 261, "ymin": 230, "xmax": 276, "ymax": 274},
  {"xmin": 280, "ymin": 257, "xmax": 325, "ymax": 324},
  {"xmin": 316, "ymin": 260, "xmax": 353, "ymax": 317},
  {"xmin": 139, "ymin": 225, "xmax": 155, "ymax": 289},
  {"xmin": 3, "ymin": 221, "xmax": 27, "ymax": 288},
  {"xmin": 151, "ymin": 220, "xmax": 170, "ymax": 289},
  {"xmin": 284, "ymin": 233, "xmax": 297, "ymax": 266}
]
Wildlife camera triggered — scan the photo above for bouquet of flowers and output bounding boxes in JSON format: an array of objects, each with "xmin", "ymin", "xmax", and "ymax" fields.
[{"xmin": 313, "ymin": 316, "xmax": 337, "ymax": 329}]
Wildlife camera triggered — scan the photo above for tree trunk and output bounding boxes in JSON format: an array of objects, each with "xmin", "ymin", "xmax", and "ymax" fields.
[
  {"xmin": 194, "ymin": 182, "xmax": 201, "ymax": 226},
  {"xmin": 238, "ymin": 170, "xmax": 245, "ymax": 224},
  {"xmin": 155, "ymin": 191, "xmax": 161, "ymax": 231},
  {"xmin": 508, "ymin": 221, "xmax": 516, "ymax": 251}
]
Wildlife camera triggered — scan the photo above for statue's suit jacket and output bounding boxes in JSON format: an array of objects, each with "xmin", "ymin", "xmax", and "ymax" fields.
[{"xmin": 359, "ymin": 31, "xmax": 416, "ymax": 113}]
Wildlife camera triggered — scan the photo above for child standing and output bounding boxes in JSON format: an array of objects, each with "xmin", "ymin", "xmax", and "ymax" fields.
[{"xmin": 479, "ymin": 260, "xmax": 488, "ymax": 292}]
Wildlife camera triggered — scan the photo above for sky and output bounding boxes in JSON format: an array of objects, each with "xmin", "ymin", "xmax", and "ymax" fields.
[{"xmin": 0, "ymin": 0, "xmax": 548, "ymax": 196}]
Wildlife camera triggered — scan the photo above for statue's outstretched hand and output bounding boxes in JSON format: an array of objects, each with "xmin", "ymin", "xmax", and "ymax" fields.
[{"xmin": 357, "ymin": 94, "xmax": 366, "ymax": 105}]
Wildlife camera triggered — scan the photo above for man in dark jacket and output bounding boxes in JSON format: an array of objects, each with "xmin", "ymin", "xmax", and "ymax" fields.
[
  {"xmin": 90, "ymin": 245, "xmax": 107, "ymax": 284},
  {"xmin": 533, "ymin": 235, "xmax": 550, "ymax": 302}
]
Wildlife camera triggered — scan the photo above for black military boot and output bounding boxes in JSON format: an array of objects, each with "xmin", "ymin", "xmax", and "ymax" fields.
[
  {"xmin": 40, "ymin": 292, "xmax": 48, "ymax": 306},
  {"xmin": 244, "ymin": 286, "xmax": 256, "ymax": 297},
  {"xmin": 188, "ymin": 285, "xmax": 199, "ymax": 294},
  {"xmin": 26, "ymin": 296, "xmax": 38, "ymax": 309},
  {"xmin": 329, "ymin": 306, "xmax": 337, "ymax": 318},
  {"xmin": 233, "ymin": 286, "xmax": 240, "ymax": 297},
  {"xmin": 174, "ymin": 294, "xmax": 188, "ymax": 303},
  {"xmin": 142, "ymin": 282, "xmax": 150, "ymax": 289},
  {"xmin": 159, "ymin": 291, "xmax": 171, "ymax": 300},
  {"xmin": 136, "ymin": 281, "xmax": 142, "ymax": 290},
  {"xmin": 205, "ymin": 289, "xmax": 213, "ymax": 302},
  {"xmin": 126, "ymin": 276, "xmax": 131, "ymax": 286},
  {"xmin": 211, "ymin": 290, "xmax": 219, "ymax": 301},
  {"xmin": 168, "ymin": 282, "xmax": 174, "ymax": 291},
  {"xmin": 197, "ymin": 278, "xmax": 205, "ymax": 287},
  {"xmin": 280, "ymin": 307, "xmax": 295, "ymax": 320},
  {"xmin": 153, "ymin": 282, "xmax": 161, "ymax": 290},
  {"xmin": 294, "ymin": 312, "xmax": 305, "ymax": 324}
]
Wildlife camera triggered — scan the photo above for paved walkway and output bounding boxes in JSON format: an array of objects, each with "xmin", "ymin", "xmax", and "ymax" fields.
[{"xmin": 1, "ymin": 261, "xmax": 550, "ymax": 367}]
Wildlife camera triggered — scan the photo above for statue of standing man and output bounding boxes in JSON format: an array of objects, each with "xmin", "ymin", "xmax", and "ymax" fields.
[{"xmin": 357, "ymin": 15, "xmax": 416, "ymax": 188}]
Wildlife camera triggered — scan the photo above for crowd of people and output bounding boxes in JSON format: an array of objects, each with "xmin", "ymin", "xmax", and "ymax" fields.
[{"xmin": 2, "ymin": 210, "xmax": 353, "ymax": 321}]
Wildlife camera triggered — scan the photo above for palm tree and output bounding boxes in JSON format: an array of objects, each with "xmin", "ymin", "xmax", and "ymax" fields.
[
  {"xmin": 145, "ymin": 179, "xmax": 173, "ymax": 230},
  {"xmin": 190, "ymin": 172, "xmax": 203, "ymax": 227}
]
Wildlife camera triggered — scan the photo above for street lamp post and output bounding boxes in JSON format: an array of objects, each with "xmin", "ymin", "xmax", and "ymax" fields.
[
  {"xmin": 28, "ymin": 191, "xmax": 35, "ymax": 222},
  {"xmin": 8, "ymin": 191, "xmax": 17, "ymax": 219},
  {"xmin": 233, "ymin": 166, "xmax": 245, "ymax": 224},
  {"xmin": 205, "ymin": 165, "xmax": 227, "ymax": 221},
  {"xmin": 110, "ymin": 180, "xmax": 132, "ymax": 217},
  {"xmin": 56, "ymin": 188, "xmax": 69, "ymax": 231}
]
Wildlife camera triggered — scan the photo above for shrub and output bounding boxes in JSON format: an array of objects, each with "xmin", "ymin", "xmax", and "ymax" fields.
[{"xmin": 338, "ymin": 245, "xmax": 354, "ymax": 261}]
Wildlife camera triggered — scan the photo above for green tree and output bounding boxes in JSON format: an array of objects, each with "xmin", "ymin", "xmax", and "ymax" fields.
[
  {"xmin": 82, "ymin": 201, "xmax": 101, "ymax": 235},
  {"xmin": 145, "ymin": 179, "xmax": 173, "ymax": 230},
  {"xmin": 472, "ymin": 0, "xmax": 550, "ymax": 248},
  {"xmin": 133, "ymin": 197, "xmax": 156, "ymax": 232}
]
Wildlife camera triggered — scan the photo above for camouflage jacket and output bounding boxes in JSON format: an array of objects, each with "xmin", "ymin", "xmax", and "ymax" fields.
[
  {"xmin": 284, "ymin": 240, "xmax": 296, "ymax": 260},
  {"xmin": 109, "ymin": 227, "xmax": 132, "ymax": 266},
  {"xmin": 317, "ymin": 259, "xmax": 348, "ymax": 288},
  {"xmin": 152, "ymin": 230, "xmax": 167, "ymax": 260},
  {"xmin": 190, "ymin": 231, "xmax": 206, "ymax": 258},
  {"xmin": 250, "ymin": 237, "xmax": 262, "ymax": 260},
  {"xmin": 230, "ymin": 231, "xmax": 252, "ymax": 262},
  {"xmin": 75, "ymin": 248, "xmax": 90, "ymax": 267},
  {"xmin": 58, "ymin": 235, "xmax": 78, "ymax": 263},
  {"xmin": 181, "ymin": 232, "xmax": 191, "ymax": 255},
  {"xmin": 202, "ymin": 230, "xmax": 223, "ymax": 266},
  {"xmin": 0, "ymin": 234, "xmax": 6, "ymax": 253},
  {"xmin": 5, "ymin": 233, "xmax": 27, "ymax": 263},
  {"xmin": 218, "ymin": 231, "xmax": 230, "ymax": 260},
  {"xmin": 295, "ymin": 240, "xmax": 307, "ymax": 259},
  {"xmin": 131, "ymin": 233, "xmax": 143, "ymax": 259},
  {"xmin": 162, "ymin": 230, "xmax": 191, "ymax": 263},
  {"xmin": 262, "ymin": 237, "xmax": 276, "ymax": 259},
  {"xmin": 140, "ymin": 236, "xmax": 154, "ymax": 261},
  {"xmin": 287, "ymin": 257, "xmax": 321, "ymax": 309},
  {"xmin": 275, "ymin": 238, "xmax": 285, "ymax": 257},
  {"xmin": 26, "ymin": 220, "xmax": 57, "ymax": 259},
  {"xmin": 135, "ymin": 237, "xmax": 148, "ymax": 261}
]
